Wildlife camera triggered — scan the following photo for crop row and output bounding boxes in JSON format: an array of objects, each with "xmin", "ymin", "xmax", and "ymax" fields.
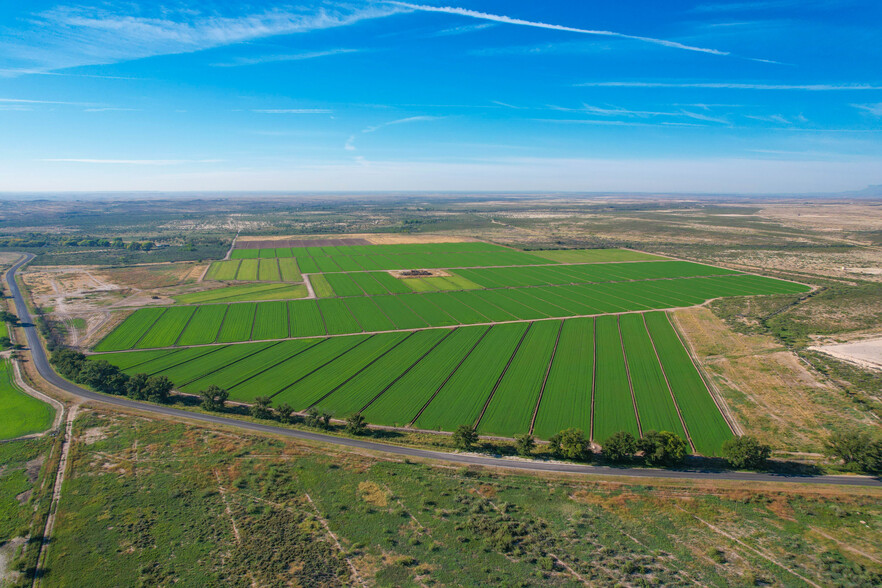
[
  {"xmin": 206, "ymin": 258, "xmax": 301, "ymax": 282},
  {"xmin": 95, "ymin": 272, "xmax": 809, "ymax": 351},
  {"xmin": 92, "ymin": 311, "xmax": 733, "ymax": 454}
]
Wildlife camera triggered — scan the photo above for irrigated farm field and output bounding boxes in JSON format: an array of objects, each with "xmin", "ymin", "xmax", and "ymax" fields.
[
  {"xmin": 92, "ymin": 311, "xmax": 736, "ymax": 453},
  {"xmin": 87, "ymin": 241, "xmax": 809, "ymax": 454}
]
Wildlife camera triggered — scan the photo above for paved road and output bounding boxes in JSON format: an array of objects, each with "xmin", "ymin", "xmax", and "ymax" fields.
[{"xmin": 7, "ymin": 254, "xmax": 881, "ymax": 488}]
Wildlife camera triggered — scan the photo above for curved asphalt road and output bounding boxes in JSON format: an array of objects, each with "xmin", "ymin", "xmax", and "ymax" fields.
[{"xmin": 7, "ymin": 253, "xmax": 881, "ymax": 488}]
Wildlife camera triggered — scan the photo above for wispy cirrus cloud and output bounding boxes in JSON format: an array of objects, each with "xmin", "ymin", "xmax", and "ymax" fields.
[
  {"xmin": 853, "ymin": 103, "xmax": 882, "ymax": 116},
  {"xmin": 2, "ymin": 4, "xmax": 402, "ymax": 72},
  {"xmin": 362, "ymin": 115, "xmax": 440, "ymax": 133},
  {"xmin": 212, "ymin": 48, "xmax": 361, "ymax": 67},
  {"xmin": 389, "ymin": 2, "xmax": 730, "ymax": 55},
  {"xmin": 576, "ymin": 81, "xmax": 882, "ymax": 90},
  {"xmin": 346, "ymin": 115, "xmax": 441, "ymax": 151},
  {"xmin": 430, "ymin": 22, "xmax": 496, "ymax": 37},
  {"xmin": 41, "ymin": 158, "xmax": 221, "ymax": 165},
  {"xmin": 252, "ymin": 109, "xmax": 332, "ymax": 114},
  {"xmin": 550, "ymin": 103, "xmax": 730, "ymax": 124}
]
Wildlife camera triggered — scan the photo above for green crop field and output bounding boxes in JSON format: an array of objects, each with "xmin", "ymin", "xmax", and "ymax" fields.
[
  {"xmin": 0, "ymin": 360, "xmax": 55, "ymax": 440},
  {"xmin": 88, "ymin": 240, "xmax": 799, "ymax": 454},
  {"xmin": 531, "ymin": 317, "xmax": 594, "ymax": 439},
  {"xmin": 91, "ymin": 312, "xmax": 737, "ymax": 453},
  {"xmin": 176, "ymin": 305, "xmax": 226, "ymax": 345},
  {"xmin": 592, "ymin": 315, "xmax": 640, "ymax": 442},
  {"xmin": 477, "ymin": 320, "xmax": 560, "ymax": 437},
  {"xmin": 236, "ymin": 258, "xmax": 259, "ymax": 281},
  {"xmin": 310, "ymin": 274, "xmax": 335, "ymax": 298}
]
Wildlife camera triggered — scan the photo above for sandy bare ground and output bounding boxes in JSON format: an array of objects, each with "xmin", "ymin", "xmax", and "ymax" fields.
[
  {"xmin": 810, "ymin": 337, "xmax": 882, "ymax": 370},
  {"xmin": 236, "ymin": 233, "xmax": 473, "ymax": 244}
]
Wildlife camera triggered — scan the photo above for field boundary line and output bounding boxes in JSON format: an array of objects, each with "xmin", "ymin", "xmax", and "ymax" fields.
[
  {"xmin": 246, "ymin": 302, "xmax": 258, "ymax": 341},
  {"xmin": 268, "ymin": 335, "xmax": 374, "ymax": 400},
  {"xmin": 32, "ymin": 405, "xmax": 78, "ymax": 588},
  {"xmin": 589, "ymin": 318, "xmax": 597, "ymax": 443},
  {"xmin": 172, "ymin": 307, "xmax": 198, "ymax": 346},
  {"xmin": 408, "ymin": 325, "xmax": 491, "ymax": 426},
  {"xmin": 618, "ymin": 315, "xmax": 643, "ymax": 437},
  {"xmin": 473, "ymin": 322, "xmax": 533, "ymax": 430},
  {"xmin": 224, "ymin": 232, "xmax": 238, "ymax": 260},
  {"xmin": 223, "ymin": 339, "xmax": 326, "ymax": 393},
  {"xmin": 306, "ymin": 332, "xmax": 415, "ymax": 410},
  {"xmin": 358, "ymin": 329, "xmax": 456, "ymax": 414},
  {"xmin": 667, "ymin": 312, "xmax": 742, "ymax": 436},
  {"xmin": 367, "ymin": 295, "xmax": 399, "ymax": 329},
  {"xmin": 304, "ymin": 492, "xmax": 367, "ymax": 587},
  {"xmin": 177, "ymin": 341, "xmax": 281, "ymax": 387},
  {"xmin": 143, "ymin": 346, "xmax": 229, "ymax": 377},
  {"xmin": 420, "ymin": 291, "xmax": 463, "ymax": 326},
  {"xmin": 313, "ymin": 298, "xmax": 330, "ymax": 335},
  {"xmin": 672, "ymin": 504, "xmax": 822, "ymax": 588},
  {"xmin": 130, "ymin": 307, "xmax": 168, "ymax": 350},
  {"xmin": 212, "ymin": 304, "xmax": 230, "ymax": 343},
  {"xmin": 340, "ymin": 299, "xmax": 366, "ymax": 333},
  {"xmin": 529, "ymin": 319, "xmax": 564, "ymax": 435},
  {"xmin": 642, "ymin": 313, "xmax": 696, "ymax": 453}
]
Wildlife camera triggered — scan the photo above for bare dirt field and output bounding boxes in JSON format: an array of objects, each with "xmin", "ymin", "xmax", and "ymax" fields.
[
  {"xmin": 810, "ymin": 337, "xmax": 882, "ymax": 371},
  {"xmin": 236, "ymin": 233, "xmax": 473, "ymax": 245}
]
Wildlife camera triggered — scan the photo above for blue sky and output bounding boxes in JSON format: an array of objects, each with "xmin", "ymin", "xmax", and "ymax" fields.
[{"xmin": 1, "ymin": 0, "xmax": 880, "ymax": 193}]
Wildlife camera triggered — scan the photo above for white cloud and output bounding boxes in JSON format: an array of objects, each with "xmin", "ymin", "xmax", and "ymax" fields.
[
  {"xmin": 3, "ymin": 4, "xmax": 402, "ymax": 72},
  {"xmin": 853, "ymin": 103, "xmax": 882, "ymax": 116},
  {"xmin": 577, "ymin": 81, "xmax": 882, "ymax": 90},
  {"xmin": 212, "ymin": 48, "xmax": 361, "ymax": 67},
  {"xmin": 362, "ymin": 115, "xmax": 440, "ymax": 133},
  {"xmin": 344, "ymin": 135, "xmax": 357, "ymax": 151},
  {"xmin": 252, "ymin": 109, "xmax": 332, "ymax": 114},
  {"xmin": 744, "ymin": 113, "xmax": 791, "ymax": 123},
  {"xmin": 390, "ymin": 2, "xmax": 730, "ymax": 55},
  {"xmin": 41, "ymin": 158, "xmax": 221, "ymax": 165},
  {"xmin": 431, "ymin": 22, "xmax": 496, "ymax": 36}
]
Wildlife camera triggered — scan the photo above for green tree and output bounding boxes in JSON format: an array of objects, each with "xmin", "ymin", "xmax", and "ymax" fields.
[
  {"xmin": 143, "ymin": 375, "xmax": 173, "ymax": 404},
  {"xmin": 638, "ymin": 430, "xmax": 688, "ymax": 466},
  {"xmin": 125, "ymin": 373, "xmax": 150, "ymax": 400},
  {"xmin": 825, "ymin": 431, "xmax": 882, "ymax": 473},
  {"xmin": 602, "ymin": 431, "xmax": 637, "ymax": 462},
  {"xmin": 251, "ymin": 396, "xmax": 273, "ymax": 420},
  {"xmin": 274, "ymin": 403, "xmax": 295, "ymax": 424},
  {"xmin": 345, "ymin": 412, "xmax": 368, "ymax": 435},
  {"xmin": 721, "ymin": 435, "xmax": 771, "ymax": 470},
  {"xmin": 0, "ymin": 310, "xmax": 19, "ymax": 325},
  {"xmin": 515, "ymin": 433, "xmax": 536, "ymax": 457},
  {"xmin": 452, "ymin": 425, "xmax": 478, "ymax": 450},
  {"xmin": 75, "ymin": 360, "xmax": 129, "ymax": 395},
  {"xmin": 50, "ymin": 348, "xmax": 86, "ymax": 379},
  {"xmin": 199, "ymin": 385, "xmax": 228, "ymax": 412},
  {"xmin": 549, "ymin": 428, "xmax": 590, "ymax": 461}
]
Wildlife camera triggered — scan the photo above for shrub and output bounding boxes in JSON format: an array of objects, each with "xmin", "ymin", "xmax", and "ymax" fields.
[
  {"xmin": 549, "ymin": 428, "xmax": 590, "ymax": 461},
  {"xmin": 452, "ymin": 425, "xmax": 478, "ymax": 450},
  {"xmin": 251, "ymin": 396, "xmax": 273, "ymax": 420},
  {"xmin": 514, "ymin": 434, "xmax": 536, "ymax": 457},
  {"xmin": 274, "ymin": 403, "xmax": 295, "ymax": 424},
  {"xmin": 638, "ymin": 430, "xmax": 688, "ymax": 466},
  {"xmin": 721, "ymin": 435, "xmax": 771, "ymax": 470},
  {"xmin": 602, "ymin": 431, "xmax": 637, "ymax": 462},
  {"xmin": 825, "ymin": 431, "xmax": 882, "ymax": 473},
  {"xmin": 199, "ymin": 385, "xmax": 228, "ymax": 412},
  {"xmin": 345, "ymin": 412, "xmax": 368, "ymax": 435}
]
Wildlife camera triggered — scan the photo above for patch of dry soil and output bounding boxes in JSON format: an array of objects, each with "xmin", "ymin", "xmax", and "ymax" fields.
[{"xmin": 810, "ymin": 337, "xmax": 882, "ymax": 371}]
